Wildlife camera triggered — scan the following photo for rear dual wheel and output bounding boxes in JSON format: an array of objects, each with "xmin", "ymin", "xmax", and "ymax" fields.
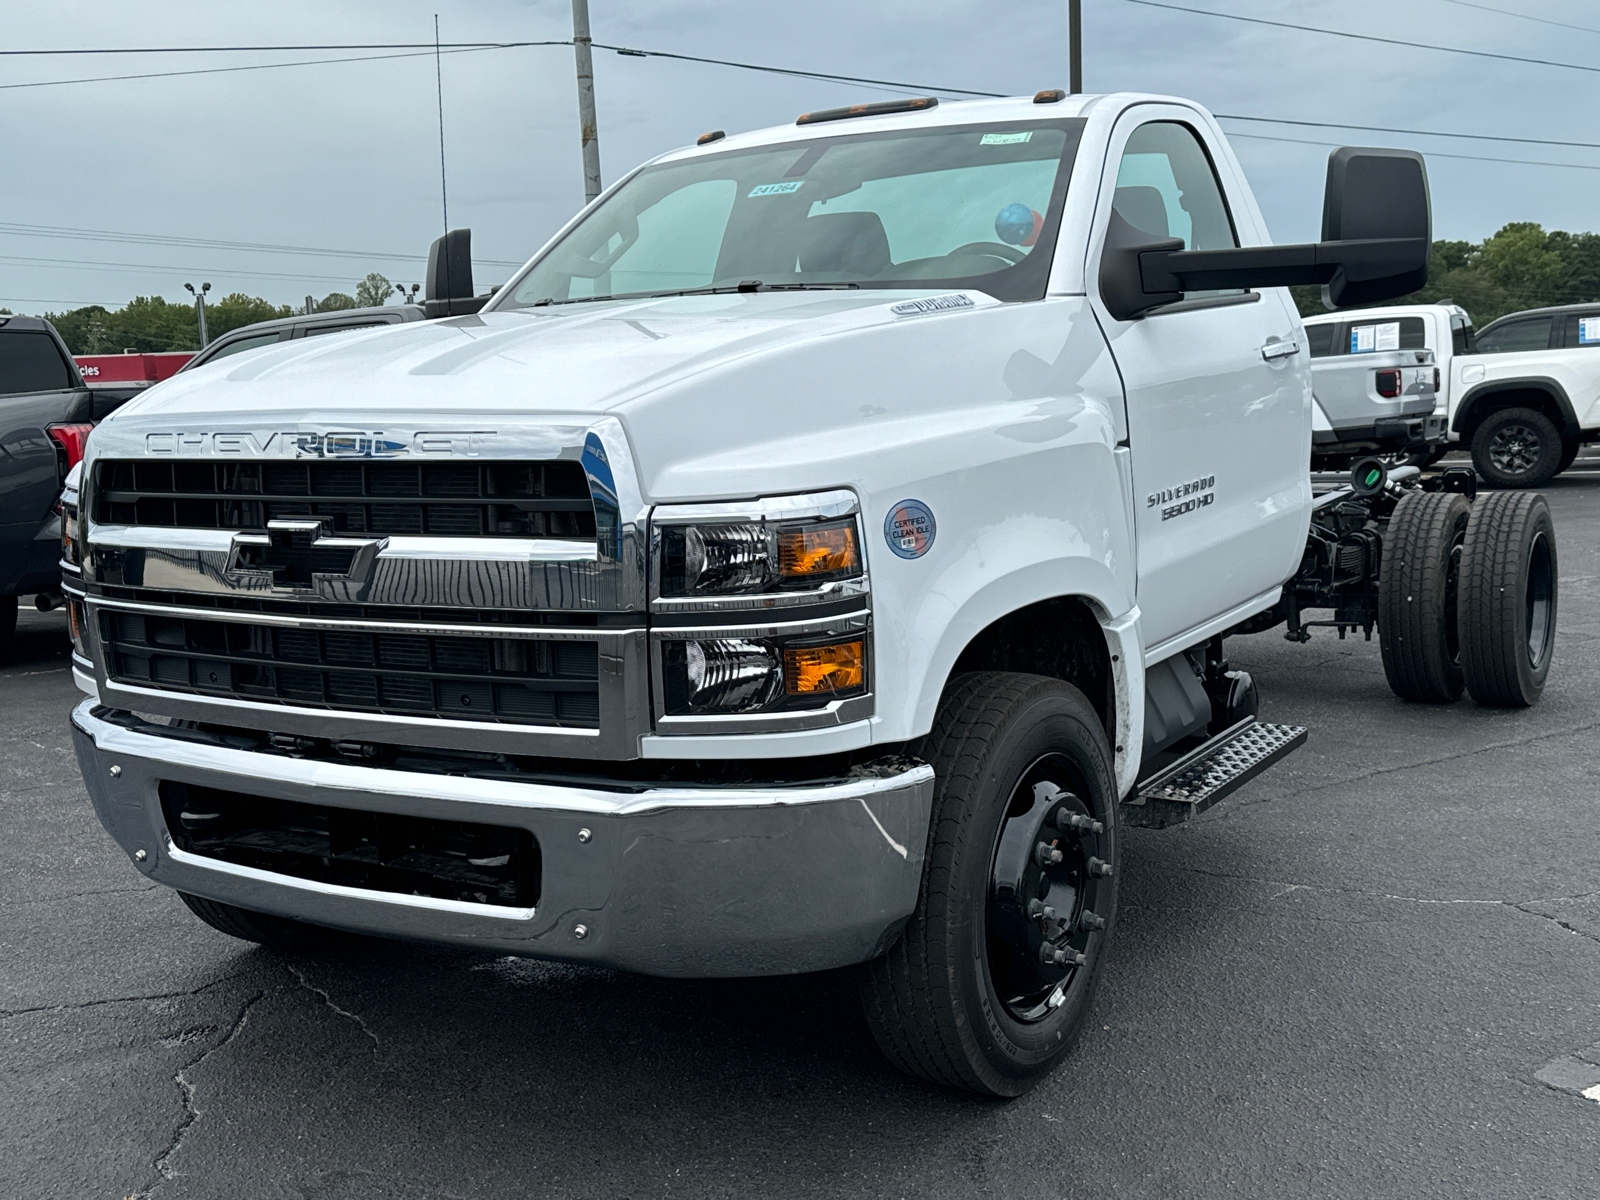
[
  {"xmin": 1380, "ymin": 490, "xmax": 1557, "ymax": 707},
  {"xmin": 860, "ymin": 673, "xmax": 1117, "ymax": 1097}
]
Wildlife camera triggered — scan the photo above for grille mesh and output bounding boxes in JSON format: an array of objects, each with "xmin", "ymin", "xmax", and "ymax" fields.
[
  {"xmin": 102, "ymin": 609, "xmax": 600, "ymax": 726},
  {"xmin": 94, "ymin": 459, "xmax": 596, "ymax": 540}
]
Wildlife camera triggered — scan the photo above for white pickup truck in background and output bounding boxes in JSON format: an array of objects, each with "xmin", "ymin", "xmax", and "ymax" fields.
[
  {"xmin": 63, "ymin": 91, "xmax": 1562, "ymax": 1097},
  {"xmin": 1303, "ymin": 301, "xmax": 1600, "ymax": 486}
]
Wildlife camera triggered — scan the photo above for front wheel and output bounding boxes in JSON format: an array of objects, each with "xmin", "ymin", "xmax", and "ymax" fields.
[{"xmin": 860, "ymin": 673, "xmax": 1117, "ymax": 1097}]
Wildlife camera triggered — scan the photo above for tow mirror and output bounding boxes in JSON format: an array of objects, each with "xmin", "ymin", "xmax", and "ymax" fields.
[
  {"xmin": 424, "ymin": 227, "xmax": 486, "ymax": 318},
  {"xmin": 1100, "ymin": 146, "xmax": 1431, "ymax": 321}
]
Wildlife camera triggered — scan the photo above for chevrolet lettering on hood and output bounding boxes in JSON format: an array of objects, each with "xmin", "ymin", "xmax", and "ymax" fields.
[{"xmin": 140, "ymin": 430, "xmax": 500, "ymax": 457}]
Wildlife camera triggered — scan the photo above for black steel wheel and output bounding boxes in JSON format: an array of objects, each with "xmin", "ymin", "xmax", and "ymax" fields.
[
  {"xmin": 1378, "ymin": 490, "xmax": 1470, "ymax": 703},
  {"xmin": 1460, "ymin": 491, "xmax": 1559, "ymax": 706},
  {"xmin": 860, "ymin": 672, "xmax": 1117, "ymax": 1097},
  {"xmin": 1471, "ymin": 407, "xmax": 1562, "ymax": 489}
]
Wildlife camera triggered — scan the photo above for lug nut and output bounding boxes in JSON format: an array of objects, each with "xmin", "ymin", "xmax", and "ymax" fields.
[
  {"xmin": 1039, "ymin": 944, "xmax": 1086, "ymax": 967},
  {"xmin": 1079, "ymin": 911, "xmax": 1106, "ymax": 932},
  {"xmin": 1056, "ymin": 809, "xmax": 1102, "ymax": 835},
  {"xmin": 134, "ymin": 849, "xmax": 147, "ymax": 863},
  {"xmin": 1027, "ymin": 899, "xmax": 1057, "ymax": 920},
  {"xmin": 1088, "ymin": 857, "xmax": 1113, "ymax": 878},
  {"xmin": 573, "ymin": 924, "xmax": 589, "ymax": 940},
  {"xmin": 1035, "ymin": 841, "xmax": 1064, "ymax": 868}
]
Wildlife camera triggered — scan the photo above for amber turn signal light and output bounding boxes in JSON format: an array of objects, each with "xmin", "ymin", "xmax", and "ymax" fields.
[
  {"xmin": 777, "ymin": 521, "xmax": 859, "ymax": 579},
  {"xmin": 784, "ymin": 639, "xmax": 865, "ymax": 696}
]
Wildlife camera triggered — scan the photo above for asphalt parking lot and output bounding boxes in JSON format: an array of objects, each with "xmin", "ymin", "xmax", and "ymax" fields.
[{"xmin": 5, "ymin": 461, "xmax": 1599, "ymax": 1200}]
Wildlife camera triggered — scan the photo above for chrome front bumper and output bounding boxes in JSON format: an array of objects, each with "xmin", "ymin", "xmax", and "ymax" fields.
[{"xmin": 71, "ymin": 701, "xmax": 934, "ymax": 978}]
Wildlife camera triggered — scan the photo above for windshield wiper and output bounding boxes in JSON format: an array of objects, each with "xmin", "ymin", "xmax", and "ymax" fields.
[{"xmin": 530, "ymin": 280, "xmax": 861, "ymax": 307}]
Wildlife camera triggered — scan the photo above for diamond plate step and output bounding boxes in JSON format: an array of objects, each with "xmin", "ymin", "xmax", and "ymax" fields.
[{"xmin": 1122, "ymin": 718, "xmax": 1307, "ymax": 829}]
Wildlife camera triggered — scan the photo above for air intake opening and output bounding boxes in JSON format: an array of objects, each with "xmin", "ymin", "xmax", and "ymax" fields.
[{"xmin": 160, "ymin": 781, "xmax": 541, "ymax": 908}]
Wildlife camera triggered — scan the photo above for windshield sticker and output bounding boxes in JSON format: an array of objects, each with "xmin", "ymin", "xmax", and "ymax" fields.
[
  {"xmin": 885, "ymin": 500, "xmax": 936, "ymax": 559},
  {"xmin": 980, "ymin": 131, "xmax": 1033, "ymax": 145},
  {"xmin": 748, "ymin": 181, "xmax": 804, "ymax": 197},
  {"xmin": 1580, "ymin": 317, "xmax": 1600, "ymax": 344},
  {"xmin": 890, "ymin": 294, "xmax": 975, "ymax": 317},
  {"xmin": 1350, "ymin": 323, "xmax": 1401, "ymax": 353}
]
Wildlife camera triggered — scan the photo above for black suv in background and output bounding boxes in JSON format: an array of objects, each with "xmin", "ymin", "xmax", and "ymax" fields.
[{"xmin": 0, "ymin": 316, "xmax": 91, "ymax": 648}]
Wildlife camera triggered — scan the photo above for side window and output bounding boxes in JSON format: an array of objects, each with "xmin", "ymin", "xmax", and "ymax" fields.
[
  {"xmin": 1563, "ymin": 313, "xmax": 1600, "ymax": 348},
  {"xmin": 1305, "ymin": 322, "xmax": 1337, "ymax": 358},
  {"xmin": 0, "ymin": 331, "xmax": 75, "ymax": 395},
  {"xmin": 199, "ymin": 332, "xmax": 283, "ymax": 364},
  {"xmin": 1112, "ymin": 122, "xmax": 1238, "ymax": 301},
  {"xmin": 1476, "ymin": 317, "xmax": 1553, "ymax": 354},
  {"xmin": 1345, "ymin": 316, "xmax": 1427, "ymax": 354},
  {"xmin": 1451, "ymin": 319, "xmax": 1474, "ymax": 355}
]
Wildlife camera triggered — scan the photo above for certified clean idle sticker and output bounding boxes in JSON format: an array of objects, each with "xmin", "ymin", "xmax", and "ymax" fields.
[{"xmin": 884, "ymin": 499, "xmax": 936, "ymax": 559}]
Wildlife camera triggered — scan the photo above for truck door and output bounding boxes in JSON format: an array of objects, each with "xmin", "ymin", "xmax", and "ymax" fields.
[{"xmin": 1087, "ymin": 111, "xmax": 1310, "ymax": 651}]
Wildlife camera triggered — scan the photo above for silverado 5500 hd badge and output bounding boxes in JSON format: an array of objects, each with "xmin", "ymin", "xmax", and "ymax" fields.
[{"xmin": 1148, "ymin": 475, "xmax": 1216, "ymax": 521}]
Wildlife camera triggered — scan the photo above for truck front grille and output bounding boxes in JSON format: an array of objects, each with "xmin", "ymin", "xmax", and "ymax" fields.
[
  {"xmin": 160, "ymin": 781, "xmax": 541, "ymax": 908},
  {"xmin": 94, "ymin": 459, "xmax": 596, "ymax": 540},
  {"xmin": 102, "ymin": 609, "xmax": 601, "ymax": 726}
]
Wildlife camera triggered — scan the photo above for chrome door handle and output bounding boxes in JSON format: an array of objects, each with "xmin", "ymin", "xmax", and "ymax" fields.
[{"xmin": 1261, "ymin": 338, "xmax": 1300, "ymax": 361}]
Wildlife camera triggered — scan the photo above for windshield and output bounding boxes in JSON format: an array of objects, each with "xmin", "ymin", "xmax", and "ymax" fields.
[{"xmin": 497, "ymin": 118, "xmax": 1085, "ymax": 308}]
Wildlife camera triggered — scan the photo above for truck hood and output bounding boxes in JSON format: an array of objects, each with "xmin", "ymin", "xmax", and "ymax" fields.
[{"xmin": 110, "ymin": 290, "xmax": 996, "ymax": 422}]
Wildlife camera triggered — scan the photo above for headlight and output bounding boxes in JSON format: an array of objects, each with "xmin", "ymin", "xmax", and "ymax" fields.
[
  {"xmin": 662, "ymin": 633, "xmax": 867, "ymax": 715},
  {"xmin": 654, "ymin": 490, "xmax": 864, "ymax": 602}
]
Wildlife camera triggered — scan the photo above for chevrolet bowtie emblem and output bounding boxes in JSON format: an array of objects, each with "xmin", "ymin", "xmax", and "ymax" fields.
[{"xmin": 225, "ymin": 517, "xmax": 387, "ymax": 591}]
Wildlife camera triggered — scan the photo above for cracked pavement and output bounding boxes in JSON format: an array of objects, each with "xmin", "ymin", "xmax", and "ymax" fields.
[{"xmin": 3, "ymin": 472, "xmax": 1598, "ymax": 1199}]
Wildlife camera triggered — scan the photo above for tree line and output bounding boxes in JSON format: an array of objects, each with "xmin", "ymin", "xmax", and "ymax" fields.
[
  {"xmin": 36, "ymin": 272, "xmax": 408, "ymax": 355},
  {"xmin": 1291, "ymin": 222, "xmax": 1600, "ymax": 324}
]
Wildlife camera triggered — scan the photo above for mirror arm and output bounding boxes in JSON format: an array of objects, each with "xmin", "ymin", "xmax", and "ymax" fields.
[{"xmin": 1141, "ymin": 237, "xmax": 1430, "ymax": 295}]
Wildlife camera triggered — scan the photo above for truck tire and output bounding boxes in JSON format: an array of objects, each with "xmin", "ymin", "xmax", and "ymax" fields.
[
  {"xmin": 178, "ymin": 891, "xmax": 354, "ymax": 952},
  {"xmin": 860, "ymin": 672, "xmax": 1117, "ymax": 1097},
  {"xmin": 1556, "ymin": 438, "xmax": 1580, "ymax": 475},
  {"xmin": 0, "ymin": 594, "xmax": 15, "ymax": 656},
  {"xmin": 1471, "ymin": 407, "xmax": 1562, "ymax": 489},
  {"xmin": 1378, "ymin": 491, "xmax": 1469, "ymax": 703},
  {"xmin": 1460, "ymin": 491, "xmax": 1558, "ymax": 707}
]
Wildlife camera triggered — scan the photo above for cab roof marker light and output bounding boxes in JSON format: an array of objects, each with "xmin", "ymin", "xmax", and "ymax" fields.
[
  {"xmin": 696, "ymin": 130, "xmax": 726, "ymax": 145},
  {"xmin": 1033, "ymin": 89, "xmax": 1067, "ymax": 103},
  {"xmin": 796, "ymin": 96, "xmax": 938, "ymax": 126}
]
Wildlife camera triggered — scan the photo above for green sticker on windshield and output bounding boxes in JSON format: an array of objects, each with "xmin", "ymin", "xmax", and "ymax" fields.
[
  {"xmin": 980, "ymin": 132, "xmax": 1033, "ymax": 145},
  {"xmin": 749, "ymin": 181, "xmax": 804, "ymax": 197}
]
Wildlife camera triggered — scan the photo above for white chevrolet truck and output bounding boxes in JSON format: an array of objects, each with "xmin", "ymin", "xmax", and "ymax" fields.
[
  {"xmin": 1305, "ymin": 301, "xmax": 1600, "ymax": 486},
  {"xmin": 61, "ymin": 91, "xmax": 1561, "ymax": 1096}
]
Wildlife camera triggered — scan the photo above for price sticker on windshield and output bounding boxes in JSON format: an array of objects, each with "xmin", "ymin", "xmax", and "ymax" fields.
[{"xmin": 748, "ymin": 181, "xmax": 804, "ymax": 197}]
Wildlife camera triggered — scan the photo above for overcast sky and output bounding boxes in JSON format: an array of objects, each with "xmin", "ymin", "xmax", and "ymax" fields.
[{"xmin": 4, "ymin": 0, "xmax": 1598, "ymax": 317}]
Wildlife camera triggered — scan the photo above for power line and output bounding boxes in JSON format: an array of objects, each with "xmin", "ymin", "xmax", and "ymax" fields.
[
  {"xmin": 0, "ymin": 254, "xmax": 402, "ymax": 285},
  {"xmin": 1227, "ymin": 131, "xmax": 1600, "ymax": 173},
  {"xmin": 1214, "ymin": 113, "xmax": 1600, "ymax": 153},
  {"xmin": 0, "ymin": 43, "xmax": 547, "ymax": 92},
  {"xmin": 591, "ymin": 42, "xmax": 1005, "ymax": 98},
  {"xmin": 1435, "ymin": 0, "xmax": 1600, "ymax": 36},
  {"xmin": 1120, "ymin": 0, "xmax": 1600, "ymax": 76},
  {"xmin": 0, "ymin": 221, "xmax": 525, "ymax": 268},
  {"xmin": 0, "ymin": 42, "xmax": 556, "ymax": 55}
]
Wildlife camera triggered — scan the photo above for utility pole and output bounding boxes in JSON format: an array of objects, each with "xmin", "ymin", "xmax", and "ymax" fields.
[
  {"xmin": 184, "ymin": 281, "xmax": 211, "ymax": 348},
  {"xmin": 1069, "ymin": 0, "xmax": 1083, "ymax": 94},
  {"xmin": 571, "ymin": 0, "xmax": 603, "ymax": 204}
]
